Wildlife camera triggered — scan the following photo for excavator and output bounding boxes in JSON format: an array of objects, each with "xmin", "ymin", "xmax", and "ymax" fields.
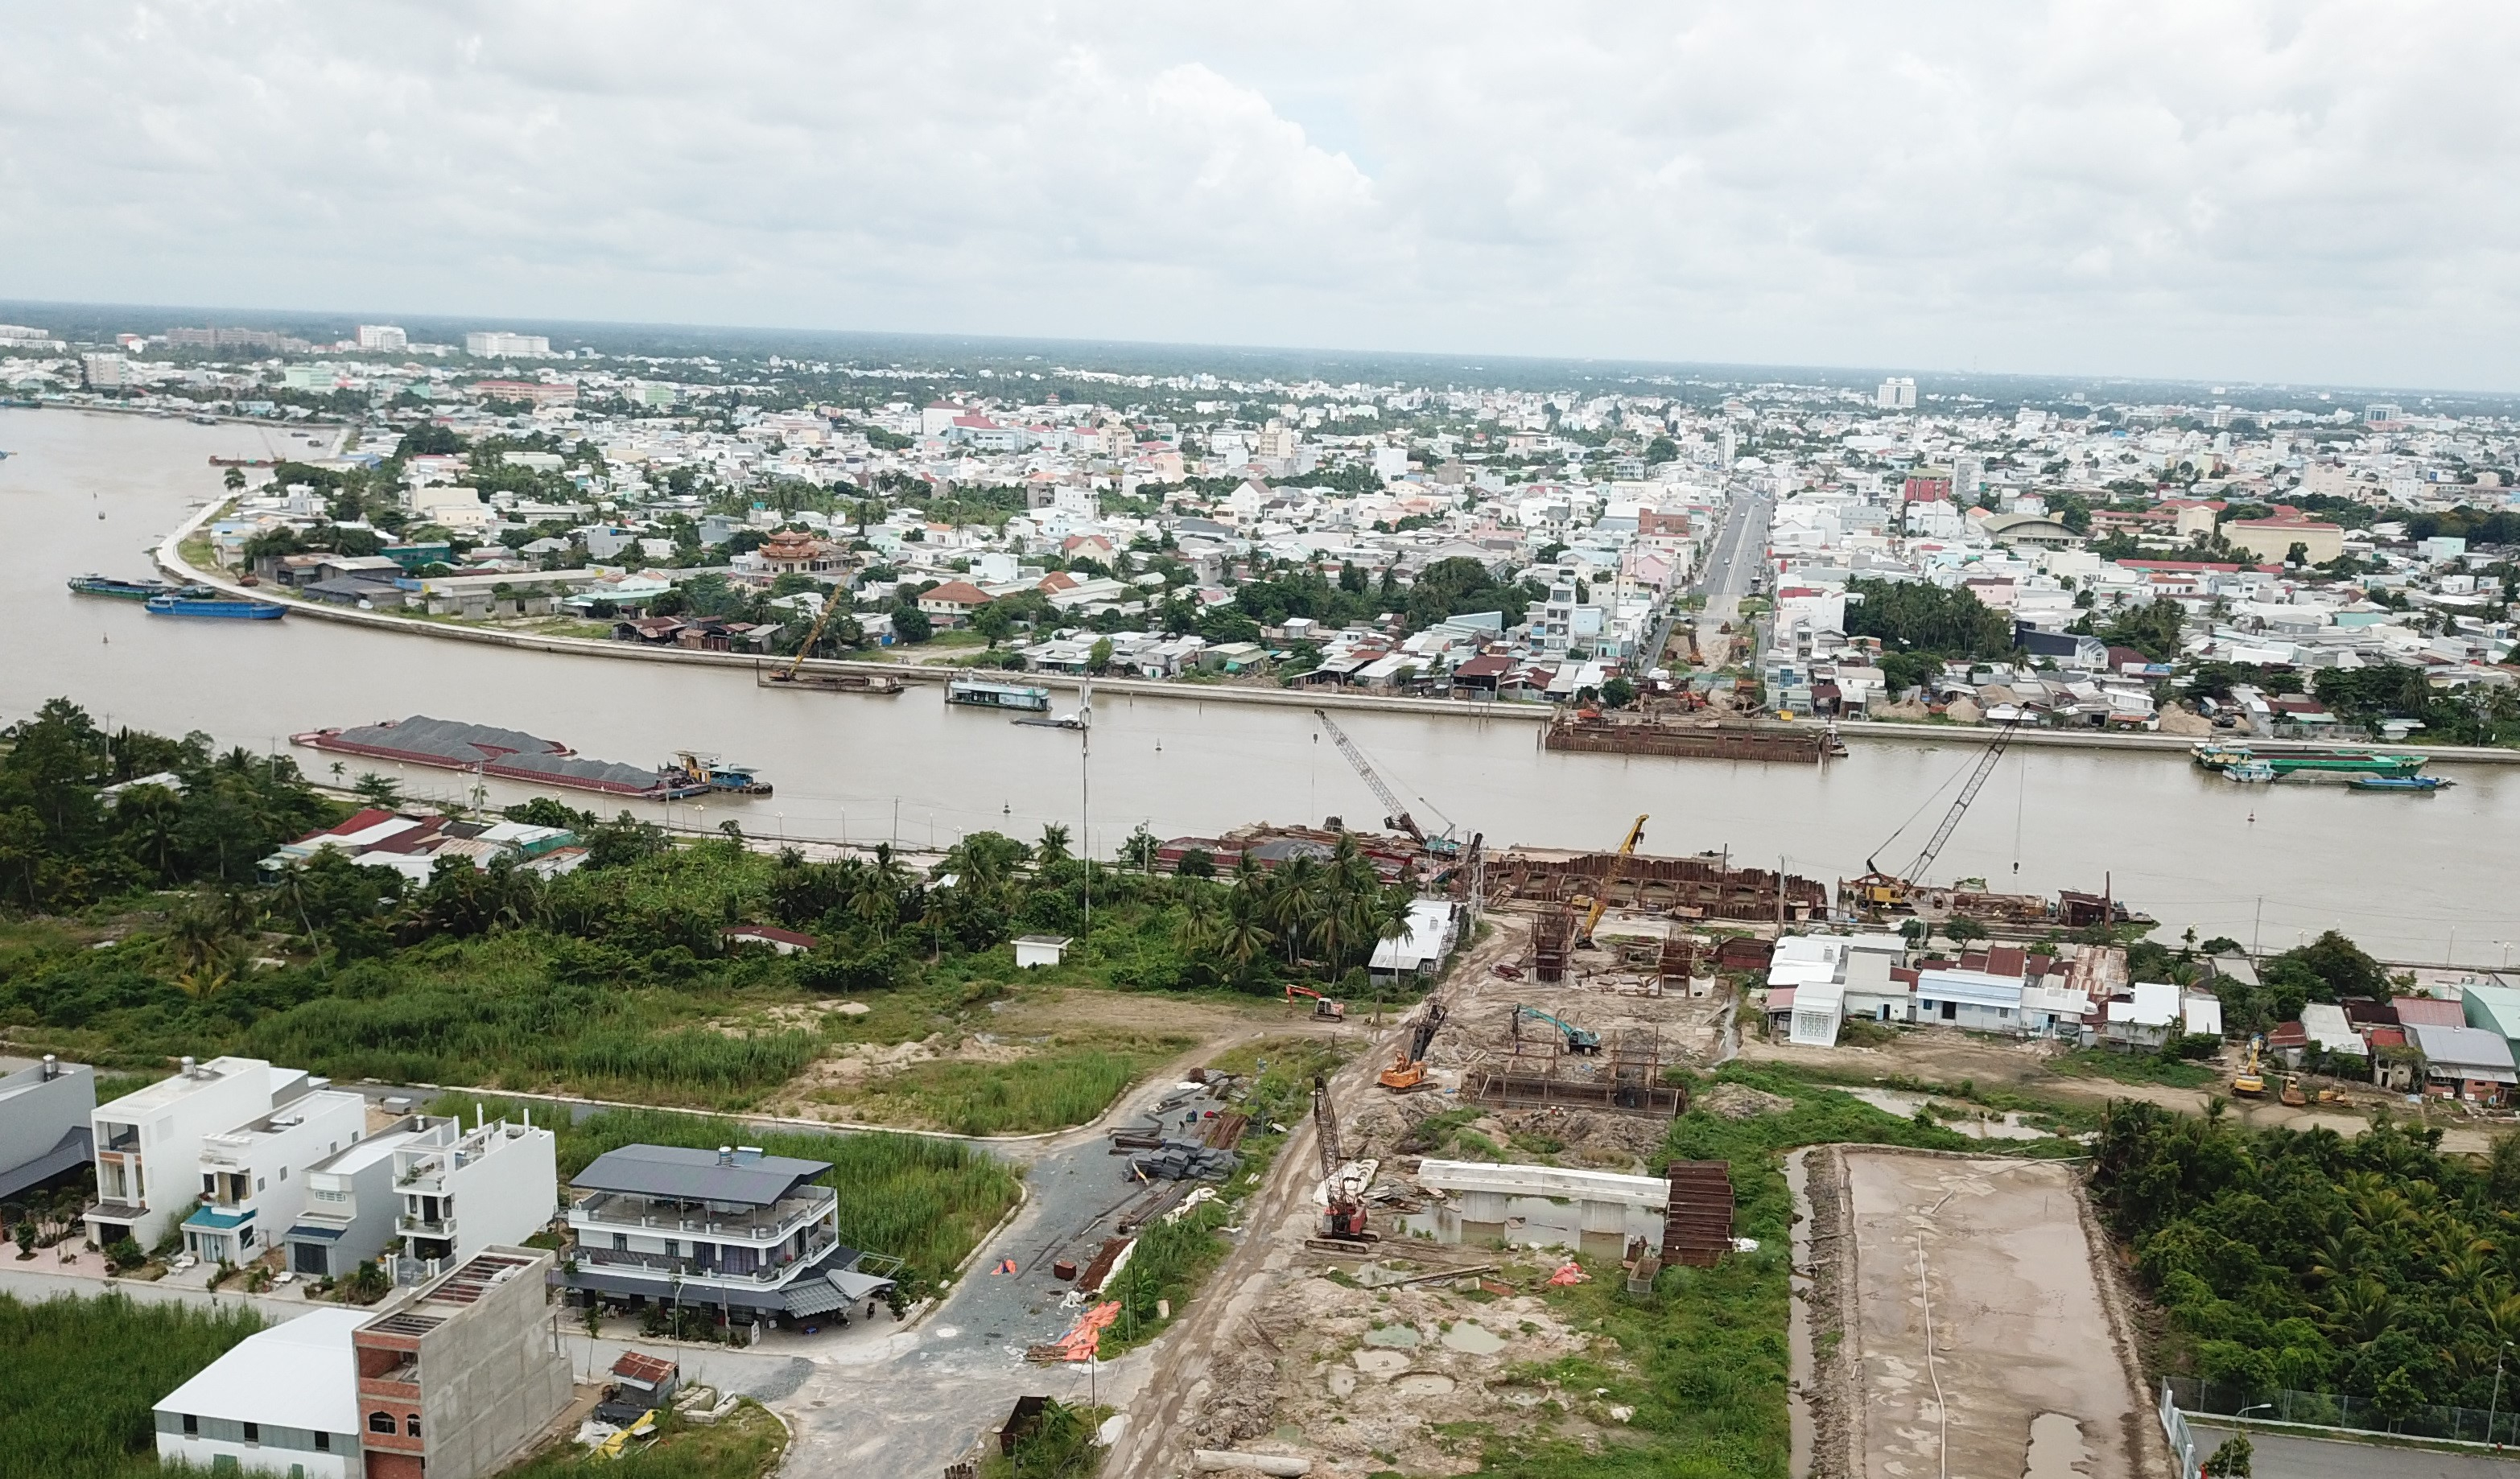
[
  {"xmin": 1514, "ymin": 1004, "xmax": 1602, "ymax": 1055},
  {"xmin": 1313, "ymin": 1074, "xmax": 1372, "ymax": 1242},
  {"xmin": 1378, "ymin": 999, "xmax": 1450, "ymax": 1093},
  {"xmin": 1849, "ymin": 718, "xmax": 2023, "ymax": 915},
  {"xmin": 2233, "ymin": 1035, "xmax": 2267, "ymax": 1098},
  {"xmin": 1285, "ymin": 984, "xmax": 1347, "ymax": 1022},
  {"xmin": 1578, "ymin": 814, "xmax": 1650, "ymax": 946}
]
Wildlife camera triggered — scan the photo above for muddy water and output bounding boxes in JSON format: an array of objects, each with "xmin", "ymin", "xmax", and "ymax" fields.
[
  {"xmin": 7, "ymin": 405, "xmax": 2520, "ymax": 964},
  {"xmin": 2022, "ymin": 1411, "xmax": 2092, "ymax": 1479}
]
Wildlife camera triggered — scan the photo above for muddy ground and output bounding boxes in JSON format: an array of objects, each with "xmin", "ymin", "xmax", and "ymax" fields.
[{"xmin": 1820, "ymin": 1147, "xmax": 2166, "ymax": 1479}]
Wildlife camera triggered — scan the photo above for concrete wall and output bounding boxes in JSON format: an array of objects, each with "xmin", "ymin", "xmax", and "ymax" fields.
[{"xmin": 415, "ymin": 1249, "xmax": 571, "ymax": 1479}]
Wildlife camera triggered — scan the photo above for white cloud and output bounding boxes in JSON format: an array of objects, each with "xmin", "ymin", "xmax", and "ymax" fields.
[{"xmin": 3, "ymin": 2, "xmax": 2517, "ymax": 386}]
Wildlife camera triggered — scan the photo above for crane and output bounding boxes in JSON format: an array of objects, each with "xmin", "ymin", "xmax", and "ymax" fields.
[
  {"xmin": 1513, "ymin": 1004, "xmax": 1602, "ymax": 1054},
  {"xmin": 1378, "ymin": 999, "xmax": 1449, "ymax": 1093},
  {"xmin": 1312, "ymin": 1073, "xmax": 1370, "ymax": 1240},
  {"xmin": 773, "ymin": 594, "xmax": 846, "ymax": 682},
  {"xmin": 1579, "ymin": 814, "xmax": 1650, "ymax": 945},
  {"xmin": 1285, "ymin": 984, "xmax": 1347, "ymax": 1021},
  {"xmin": 1852, "ymin": 718, "xmax": 2023, "ymax": 913},
  {"xmin": 1315, "ymin": 710, "xmax": 1455, "ymax": 850}
]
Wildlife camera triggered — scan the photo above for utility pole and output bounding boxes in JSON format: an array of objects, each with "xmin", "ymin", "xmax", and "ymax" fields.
[
  {"xmin": 2251, "ymin": 896, "xmax": 2262, "ymax": 958},
  {"xmin": 2492, "ymin": 1340, "xmax": 2512, "ymax": 1449},
  {"xmin": 1080, "ymin": 678, "xmax": 1093, "ymax": 945}
]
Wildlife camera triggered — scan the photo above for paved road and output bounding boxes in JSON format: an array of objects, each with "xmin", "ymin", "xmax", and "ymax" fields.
[
  {"xmin": 2189, "ymin": 1422, "xmax": 2520, "ymax": 1479},
  {"xmin": 1692, "ymin": 486, "xmax": 1770, "ymax": 669}
]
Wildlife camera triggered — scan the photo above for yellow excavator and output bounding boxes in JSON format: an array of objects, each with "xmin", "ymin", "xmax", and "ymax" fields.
[
  {"xmin": 2233, "ymin": 1035, "xmax": 2267, "ymax": 1098},
  {"xmin": 1578, "ymin": 814, "xmax": 1650, "ymax": 947}
]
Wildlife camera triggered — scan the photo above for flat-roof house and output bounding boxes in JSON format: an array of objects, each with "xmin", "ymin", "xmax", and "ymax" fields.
[
  {"xmin": 351, "ymin": 1247, "xmax": 572, "ymax": 1479},
  {"xmin": 180, "ymin": 1087, "xmax": 369, "ymax": 1268},
  {"xmin": 89, "ymin": 1057, "xmax": 314, "ymax": 1253},
  {"xmin": 0, "ymin": 1054, "xmax": 93, "ymax": 1203},
  {"xmin": 2104, "ymin": 982, "xmax": 2184, "ymax": 1050},
  {"xmin": 1917, "ymin": 968, "xmax": 2027, "ymax": 1033},
  {"xmin": 559, "ymin": 1144, "xmax": 898, "ymax": 1329},
  {"xmin": 390, "ymin": 1114, "xmax": 558, "ymax": 1276},
  {"xmin": 285, "ymin": 1118, "xmax": 434, "ymax": 1279}
]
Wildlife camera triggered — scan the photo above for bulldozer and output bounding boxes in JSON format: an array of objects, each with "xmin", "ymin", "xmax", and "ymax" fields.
[{"xmin": 1378, "ymin": 1000, "xmax": 1449, "ymax": 1093}]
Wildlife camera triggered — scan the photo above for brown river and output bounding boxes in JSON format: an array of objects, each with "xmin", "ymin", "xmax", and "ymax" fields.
[{"xmin": 3, "ymin": 406, "xmax": 2514, "ymax": 965}]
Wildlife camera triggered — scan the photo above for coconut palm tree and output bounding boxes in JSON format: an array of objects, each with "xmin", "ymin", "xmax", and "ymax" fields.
[{"xmin": 1037, "ymin": 823, "xmax": 1072, "ymax": 870}]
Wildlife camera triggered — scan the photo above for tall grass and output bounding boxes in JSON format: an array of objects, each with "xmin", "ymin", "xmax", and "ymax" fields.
[
  {"xmin": 0, "ymin": 1292, "xmax": 265, "ymax": 1479},
  {"xmin": 839, "ymin": 1047, "xmax": 1158, "ymax": 1136},
  {"xmin": 431, "ymin": 1098, "xmax": 1021, "ymax": 1292}
]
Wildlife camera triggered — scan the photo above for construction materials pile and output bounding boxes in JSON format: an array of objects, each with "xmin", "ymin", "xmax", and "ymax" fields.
[{"xmin": 1132, "ymin": 1143, "xmax": 1241, "ymax": 1181}]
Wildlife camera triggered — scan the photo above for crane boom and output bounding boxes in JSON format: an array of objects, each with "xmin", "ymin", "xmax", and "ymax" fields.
[
  {"xmin": 1314, "ymin": 709, "xmax": 1421, "ymax": 840},
  {"xmin": 779, "ymin": 595, "xmax": 844, "ymax": 681},
  {"xmin": 1872, "ymin": 719, "xmax": 2023, "ymax": 883},
  {"xmin": 1581, "ymin": 814, "xmax": 1649, "ymax": 942},
  {"xmin": 1312, "ymin": 1074, "xmax": 1346, "ymax": 1181}
]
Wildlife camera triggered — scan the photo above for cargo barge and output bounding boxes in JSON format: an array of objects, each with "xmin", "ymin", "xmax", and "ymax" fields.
[
  {"xmin": 68, "ymin": 574, "xmax": 181, "ymax": 600},
  {"xmin": 757, "ymin": 669, "xmax": 904, "ymax": 695},
  {"xmin": 1542, "ymin": 713, "xmax": 1840, "ymax": 763},
  {"xmin": 292, "ymin": 716, "xmax": 769, "ymax": 801},
  {"xmin": 146, "ymin": 592, "xmax": 285, "ymax": 620}
]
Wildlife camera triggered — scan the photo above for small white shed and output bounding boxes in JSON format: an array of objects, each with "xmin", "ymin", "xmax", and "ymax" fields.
[{"xmin": 1013, "ymin": 934, "xmax": 1072, "ymax": 969}]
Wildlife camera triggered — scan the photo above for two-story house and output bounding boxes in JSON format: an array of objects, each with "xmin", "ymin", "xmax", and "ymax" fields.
[
  {"xmin": 179, "ymin": 1088, "xmax": 369, "ymax": 1267},
  {"xmin": 391, "ymin": 1114, "xmax": 559, "ymax": 1278},
  {"xmin": 89, "ymin": 1057, "xmax": 310, "ymax": 1254},
  {"xmin": 0, "ymin": 1054, "xmax": 93, "ymax": 1203},
  {"xmin": 559, "ymin": 1143, "xmax": 897, "ymax": 1328}
]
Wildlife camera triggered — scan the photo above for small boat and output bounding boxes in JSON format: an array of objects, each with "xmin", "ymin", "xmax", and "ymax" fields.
[
  {"xmin": 2190, "ymin": 740, "xmax": 2254, "ymax": 769},
  {"xmin": 146, "ymin": 592, "xmax": 286, "ymax": 620},
  {"xmin": 68, "ymin": 574, "xmax": 179, "ymax": 601},
  {"xmin": 1013, "ymin": 712, "xmax": 1086, "ymax": 730},
  {"xmin": 2349, "ymin": 774, "xmax": 2453, "ymax": 793},
  {"xmin": 2224, "ymin": 759, "xmax": 2276, "ymax": 783}
]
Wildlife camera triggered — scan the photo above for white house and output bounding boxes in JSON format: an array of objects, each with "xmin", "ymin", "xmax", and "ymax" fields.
[
  {"xmin": 1916, "ymin": 968, "xmax": 2027, "ymax": 1032},
  {"xmin": 285, "ymin": 1119, "xmax": 436, "ymax": 1279},
  {"xmin": 180, "ymin": 1089, "xmax": 369, "ymax": 1267},
  {"xmin": 1370, "ymin": 900, "xmax": 1463, "ymax": 983},
  {"xmin": 156, "ymin": 1308, "xmax": 366, "ymax": 1479},
  {"xmin": 391, "ymin": 1114, "xmax": 559, "ymax": 1277},
  {"xmin": 1788, "ymin": 978, "xmax": 1847, "ymax": 1047},
  {"xmin": 2103, "ymin": 981, "xmax": 2184, "ymax": 1049},
  {"xmin": 0, "ymin": 1055, "xmax": 93, "ymax": 1203},
  {"xmin": 89, "ymin": 1057, "xmax": 311, "ymax": 1253}
]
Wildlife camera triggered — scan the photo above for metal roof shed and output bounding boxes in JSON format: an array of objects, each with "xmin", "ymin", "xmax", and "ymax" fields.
[
  {"xmin": 2410, "ymin": 1024, "xmax": 2518, "ymax": 1084},
  {"xmin": 2462, "ymin": 984, "xmax": 2520, "ymax": 1044},
  {"xmin": 570, "ymin": 1144, "xmax": 829, "ymax": 1209}
]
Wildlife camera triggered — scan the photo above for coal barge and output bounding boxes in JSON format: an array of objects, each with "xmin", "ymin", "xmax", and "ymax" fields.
[{"xmin": 291, "ymin": 716, "xmax": 769, "ymax": 801}]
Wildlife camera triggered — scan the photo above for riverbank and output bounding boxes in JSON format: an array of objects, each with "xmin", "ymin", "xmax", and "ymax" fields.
[{"xmin": 153, "ymin": 500, "xmax": 2520, "ymax": 762}]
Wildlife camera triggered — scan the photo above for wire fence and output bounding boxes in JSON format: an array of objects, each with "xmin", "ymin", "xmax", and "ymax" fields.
[{"xmin": 2168, "ymin": 1375, "xmax": 2520, "ymax": 1448}]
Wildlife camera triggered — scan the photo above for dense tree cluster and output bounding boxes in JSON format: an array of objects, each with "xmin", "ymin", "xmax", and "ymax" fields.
[
  {"xmin": 1842, "ymin": 578, "xmax": 2015, "ymax": 662},
  {"xmin": 2093, "ymin": 1101, "xmax": 2520, "ymax": 1415}
]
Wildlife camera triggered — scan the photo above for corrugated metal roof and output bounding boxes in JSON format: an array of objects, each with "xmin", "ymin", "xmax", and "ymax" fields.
[{"xmin": 571, "ymin": 1144, "xmax": 829, "ymax": 1208}]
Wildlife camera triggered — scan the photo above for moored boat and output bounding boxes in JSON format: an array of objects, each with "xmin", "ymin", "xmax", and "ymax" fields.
[
  {"xmin": 946, "ymin": 675, "xmax": 1052, "ymax": 711},
  {"xmin": 68, "ymin": 573, "xmax": 179, "ymax": 600},
  {"xmin": 145, "ymin": 592, "xmax": 285, "ymax": 620},
  {"xmin": 2349, "ymin": 774, "xmax": 2453, "ymax": 793}
]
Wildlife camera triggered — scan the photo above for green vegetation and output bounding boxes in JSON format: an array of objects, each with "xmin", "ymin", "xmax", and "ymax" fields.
[
  {"xmin": 831, "ymin": 1036, "xmax": 1190, "ymax": 1136},
  {"xmin": 2051, "ymin": 1047, "xmax": 2218, "ymax": 1090},
  {"xmin": 2091, "ymin": 1100, "xmax": 2520, "ymax": 1411},
  {"xmin": 1843, "ymin": 576, "xmax": 2012, "ymax": 663},
  {"xmin": 0, "ymin": 1292, "xmax": 266, "ymax": 1479},
  {"xmin": 430, "ymin": 1098, "xmax": 1017, "ymax": 1294},
  {"xmin": 1478, "ymin": 1066, "xmax": 1988, "ymax": 1479},
  {"xmin": 495, "ymin": 1399, "xmax": 786, "ymax": 1479},
  {"xmin": 979, "ymin": 1399, "xmax": 1111, "ymax": 1479}
]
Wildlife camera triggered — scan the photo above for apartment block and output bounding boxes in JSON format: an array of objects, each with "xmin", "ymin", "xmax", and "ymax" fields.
[
  {"xmin": 0, "ymin": 1054, "xmax": 93, "ymax": 1202},
  {"xmin": 89, "ymin": 1057, "xmax": 312, "ymax": 1252}
]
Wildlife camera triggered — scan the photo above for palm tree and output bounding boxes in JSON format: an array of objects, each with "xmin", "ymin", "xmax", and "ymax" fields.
[
  {"xmin": 1216, "ymin": 913, "xmax": 1273, "ymax": 983},
  {"xmin": 1265, "ymin": 857, "xmax": 1324, "ymax": 969},
  {"xmin": 113, "ymin": 784, "xmax": 184, "ymax": 880},
  {"xmin": 1037, "ymin": 824, "xmax": 1072, "ymax": 870}
]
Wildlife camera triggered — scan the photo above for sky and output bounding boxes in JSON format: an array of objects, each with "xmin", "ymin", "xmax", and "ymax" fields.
[{"xmin": 6, "ymin": 2, "xmax": 2519, "ymax": 389}]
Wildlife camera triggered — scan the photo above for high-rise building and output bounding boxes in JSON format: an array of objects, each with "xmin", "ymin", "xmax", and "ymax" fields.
[
  {"xmin": 82, "ymin": 352, "xmax": 127, "ymax": 389},
  {"xmin": 357, "ymin": 324, "xmax": 409, "ymax": 352},
  {"xmin": 464, "ymin": 331, "xmax": 551, "ymax": 358},
  {"xmin": 1875, "ymin": 377, "xmax": 1916, "ymax": 410},
  {"xmin": 1953, "ymin": 455, "xmax": 1983, "ymax": 496}
]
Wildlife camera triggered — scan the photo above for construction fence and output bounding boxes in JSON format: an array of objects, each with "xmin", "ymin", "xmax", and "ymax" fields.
[{"xmin": 2167, "ymin": 1374, "xmax": 2520, "ymax": 1448}]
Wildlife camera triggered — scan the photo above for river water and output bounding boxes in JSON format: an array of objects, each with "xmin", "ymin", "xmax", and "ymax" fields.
[{"xmin": 3, "ymin": 406, "xmax": 2514, "ymax": 964}]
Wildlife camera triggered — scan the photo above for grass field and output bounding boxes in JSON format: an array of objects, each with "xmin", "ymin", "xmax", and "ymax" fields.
[
  {"xmin": 496, "ymin": 1399, "xmax": 786, "ymax": 1479},
  {"xmin": 2048, "ymin": 1047, "xmax": 2218, "ymax": 1090},
  {"xmin": 430, "ymin": 1097, "xmax": 1020, "ymax": 1293},
  {"xmin": 818, "ymin": 1029, "xmax": 1195, "ymax": 1136},
  {"xmin": 0, "ymin": 1292, "xmax": 266, "ymax": 1479}
]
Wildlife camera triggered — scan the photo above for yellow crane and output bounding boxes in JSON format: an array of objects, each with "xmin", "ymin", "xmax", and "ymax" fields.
[
  {"xmin": 1579, "ymin": 814, "xmax": 1650, "ymax": 946},
  {"xmin": 775, "ymin": 595, "xmax": 845, "ymax": 682}
]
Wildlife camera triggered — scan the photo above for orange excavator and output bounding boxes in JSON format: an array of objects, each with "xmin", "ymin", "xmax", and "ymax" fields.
[
  {"xmin": 1378, "ymin": 1000, "xmax": 1449, "ymax": 1093},
  {"xmin": 1285, "ymin": 984, "xmax": 1347, "ymax": 1021}
]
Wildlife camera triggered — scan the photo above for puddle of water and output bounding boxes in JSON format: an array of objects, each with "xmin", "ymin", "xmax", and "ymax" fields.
[
  {"xmin": 1441, "ymin": 1321, "xmax": 1505, "ymax": 1354},
  {"xmin": 1843, "ymin": 1086, "xmax": 2049, "ymax": 1141},
  {"xmin": 1392, "ymin": 1373, "xmax": 1458, "ymax": 1397},
  {"xmin": 2022, "ymin": 1411, "xmax": 2089, "ymax": 1479},
  {"xmin": 1352, "ymin": 1349, "xmax": 1412, "ymax": 1376},
  {"xmin": 1326, "ymin": 1369, "xmax": 1358, "ymax": 1397},
  {"xmin": 1362, "ymin": 1325, "xmax": 1422, "ymax": 1349}
]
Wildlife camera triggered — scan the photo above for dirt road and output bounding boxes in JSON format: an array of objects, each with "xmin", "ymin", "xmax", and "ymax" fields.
[{"xmin": 1826, "ymin": 1148, "xmax": 2165, "ymax": 1479}]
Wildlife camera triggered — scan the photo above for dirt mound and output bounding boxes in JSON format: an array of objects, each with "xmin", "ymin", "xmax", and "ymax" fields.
[
  {"xmin": 2156, "ymin": 703, "xmax": 2215, "ymax": 737},
  {"xmin": 1700, "ymin": 1081, "xmax": 1792, "ymax": 1120}
]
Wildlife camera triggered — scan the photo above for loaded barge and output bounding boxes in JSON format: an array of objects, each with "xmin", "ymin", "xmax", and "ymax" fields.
[
  {"xmin": 292, "ymin": 716, "xmax": 769, "ymax": 801},
  {"xmin": 68, "ymin": 574, "xmax": 180, "ymax": 601}
]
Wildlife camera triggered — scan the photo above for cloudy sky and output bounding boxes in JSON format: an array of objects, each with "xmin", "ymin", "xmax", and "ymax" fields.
[{"xmin": 6, "ymin": 2, "xmax": 2518, "ymax": 388}]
